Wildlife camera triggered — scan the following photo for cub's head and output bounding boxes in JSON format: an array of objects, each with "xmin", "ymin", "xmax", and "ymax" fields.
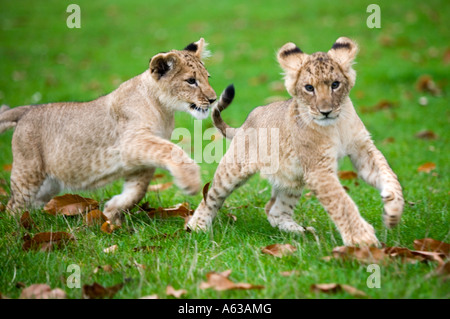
[
  {"xmin": 149, "ymin": 38, "xmax": 217, "ymax": 120},
  {"xmin": 277, "ymin": 37, "xmax": 358, "ymax": 126}
]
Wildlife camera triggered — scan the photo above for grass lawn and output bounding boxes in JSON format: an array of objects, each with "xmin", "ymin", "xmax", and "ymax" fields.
[{"xmin": 0, "ymin": 0, "xmax": 449, "ymax": 299}]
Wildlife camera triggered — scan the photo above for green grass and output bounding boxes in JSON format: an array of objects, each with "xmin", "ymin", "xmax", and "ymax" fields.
[{"xmin": 0, "ymin": 0, "xmax": 449, "ymax": 299}]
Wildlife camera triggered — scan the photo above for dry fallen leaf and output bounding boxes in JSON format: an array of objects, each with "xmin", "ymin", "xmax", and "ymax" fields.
[
  {"xmin": 93, "ymin": 265, "xmax": 113, "ymax": 274},
  {"xmin": 147, "ymin": 182, "xmax": 173, "ymax": 192},
  {"xmin": 310, "ymin": 283, "xmax": 367, "ymax": 298},
  {"xmin": 328, "ymin": 244, "xmax": 448, "ymax": 266},
  {"xmin": 84, "ymin": 209, "xmax": 107, "ymax": 226},
  {"xmin": 82, "ymin": 282, "xmax": 123, "ymax": 299},
  {"xmin": 166, "ymin": 285, "xmax": 187, "ymax": 298},
  {"xmin": 147, "ymin": 202, "xmax": 194, "ymax": 219},
  {"xmin": 199, "ymin": 270, "xmax": 264, "ymax": 291},
  {"xmin": 226, "ymin": 213, "xmax": 237, "ymax": 222},
  {"xmin": 0, "ymin": 186, "xmax": 8, "ymax": 196},
  {"xmin": 329, "ymin": 246, "xmax": 388, "ymax": 264},
  {"xmin": 416, "ymin": 75, "xmax": 441, "ymax": 96},
  {"xmin": 2, "ymin": 164, "xmax": 12, "ymax": 172},
  {"xmin": 44, "ymin": 194, "xmax": 99, "ymax": 216},
  {"xmin": 415, "ymin": 130, "xmax": 438, "ymax": 140},
  {"xmin": 417, "ymin": 162, "xmax": 436, "ymax": 173},
  {"xmin": 414, "ymin": 238, "xmax": 450, "ymax": 257},
  {"xmin": 20, "ymin": 284, "xmax": 67, "ymax": 299},
  {"xmin": 261, "ymin": 244, "xmax": 297, "ymax": 258},
  {"xmin": 152, "ymin": 173, "xmax": 166, "ymax": 180},
  {"xmin": 101, "ymin": 221, "xmax": 118, "ymax": 234},
  {"xmin": 103, "ymin": 244, "xmax": 118, "ymax": 254},
  {"xmin": 338, "ymin": 171, "xmax": 358, "ymax": 180},
  {"xmin": 20, "ymin": 211, "xmax": 36, "ymax": 230},
  {"xmin": 22, "ymin": 231, "xmax": 75, "ymax": 252}
]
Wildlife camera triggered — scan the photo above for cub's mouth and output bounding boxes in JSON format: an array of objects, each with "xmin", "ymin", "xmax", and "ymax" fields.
[
  {"xmin": 188, "ymin": 103, "xmax": 210, "ymax": 120},
  {"xmin": 189, "ymin": 103, "xmax": 209, "ymax": 114}
]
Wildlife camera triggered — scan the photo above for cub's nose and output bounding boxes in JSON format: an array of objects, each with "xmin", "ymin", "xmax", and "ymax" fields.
[
  {"xmin": 208, "ymin": 98, "xmax": 216, "ymax": 104},
  {"xmin": 320, "ymin": 110, "xmax": 332, "ymax": 117}
]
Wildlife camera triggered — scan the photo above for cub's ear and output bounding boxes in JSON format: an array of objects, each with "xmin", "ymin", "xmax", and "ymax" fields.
[
  {"xmin": 149, "ymin": 52, "xmax": 179, "ymax": 80},
  {"xmin": 184, "ymin": 38, "xmax": 211, "ymax": 60},
  {"xmin": 277, "ymin": 42, "xmax": 305, "ymax": 73},
  {"xmin": 327, "ymin": 37, "xmax": 358, "ymax": 71},
  {"xmin": 277, "ymin": 42, "xmax": 305, "ymax": 96}
]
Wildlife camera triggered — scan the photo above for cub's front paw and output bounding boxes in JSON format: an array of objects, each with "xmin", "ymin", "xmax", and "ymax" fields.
[
  {"xmin": 186, "ymin": 215, "xmax": 210, "ymax": 232},
  {"xmin": 343, "ymin": 221, "xmax": 380, "ymax": 247},
  {"xmin": 381, "ymin": 189, "xmax": 404, "ymax": 228},
  {"xmin": 175, "ymin": 162, "xmax": 202, "ymax": 195}
]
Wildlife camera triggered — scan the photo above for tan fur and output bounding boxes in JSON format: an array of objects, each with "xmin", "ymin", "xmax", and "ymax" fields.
[
  {"xmin": 1, "ymin": 38, "xmax": 219, "ymax": 225},
  {"xmin": 187, "ymin": 37, "xmax": 404, "ymax": 246}
]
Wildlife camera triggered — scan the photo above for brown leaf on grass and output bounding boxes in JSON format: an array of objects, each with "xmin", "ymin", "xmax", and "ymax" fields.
[
  {"xmin": 328, "ymin": 244, "xmax": 447, "ymax": 265},
  {"xmin": 416, "ymin": 75, "xmax": 441, "ymax": 96},
  {"xmin": 0, "ymin": 203, "xmax": 5, "ymax": 212},
  {"xmin": 147, "ymin": 202, "xmax": 194, "ymax": 219},
  {"xmin": 199, "ymin": 270, "xmax": 264, "ymax": 291},
  {"xmin": 44, "ymin": 194, "xmax": 99, "ymax": 216},
  {"xmin": 361, "ymin": 100, "xmax": 396, "ymax": 113},
  {"xmin": 82, "ymin": 282, "xmax": 123, "ymax": 299},
  {"xmin": 100, "ymin": 221, "xmax": 118, "ymax": 234},
  {"xmin": 152, "ymin": 173, "xmax": 166, "ymax": 180},
  {"xmin": 330, "ymin": 246, "xmax": 388, "ymax": 264},
  {"xmin": 93, "ymin": 265, "xmax": 113, "ymax": 274},
  {"xmin": 414, "ymin": 238, "xmax": 450, "ymax": 257},
  {"xmin": 310, "ymin": 283, "xmax": 367, "ymax": 298},
  {"xmin": 147, "ymin": 182, "xmax": 173, "ymax": 192},
  {"xmin": 2, "ymin": 164, "xmax": 12, "ymax": 172},
  {"xmin": 261, "ymin": 244, "xmax": 297, "ymax": 258},
  {"xmin": 20, "ymin": 211, "xmax": 36, "ymax": 230},
  {"xmin": 382, "ymin": 137, "xmax": 396, "ymax": 145},
  {"xmin": 338, "ymin": 171, "xmax": 358, "ymax": 180},
  {"xmin": 22, "ymin": 232, "xmax": 75, "ymax": 252},
  {"xmin": 84, "ymin": 209, "xmax": 107, "ymax": 226},
  {"xmin": 226, "ymin": 213, "xmax": 237, "ymax": 222},
  {"xmin": 166, "ymin": 285, "xmax": 187, "ymax": 298},
  {"xmin": 415, "ymin": 130, "xmax": 438, "ymax": 140},
  {"xmin": 0, "ymin": 186, "xmax": 8, "ymax": 196},
  {"xmin": 20, "ymin": 284, "xmax": 67, "ymax": 299},
  {"xmin": 417, "ymin": 162, "xmax": 436, "ymax": 173}
]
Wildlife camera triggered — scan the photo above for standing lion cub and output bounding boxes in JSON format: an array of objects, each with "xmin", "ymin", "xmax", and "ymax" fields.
[
  {"xmin": 187, "ymin": 37, "xmax": 404, "ymax": 246},
  {"xmin": 0, "ymin": 38, "xmax": 231, "ymax": 225}
]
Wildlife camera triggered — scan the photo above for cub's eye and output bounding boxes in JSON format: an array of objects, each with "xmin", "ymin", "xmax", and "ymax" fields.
[
  {"xmin": 331, "ymin": 81, "xmax": 340, "ymax": 89},
  {"xmin": 305, "ymin": 84, "xmax": 314, "ymax": 92},
  {"xmin": 186, "ymin": 78, "xmax": 197, "ymax": 85}
]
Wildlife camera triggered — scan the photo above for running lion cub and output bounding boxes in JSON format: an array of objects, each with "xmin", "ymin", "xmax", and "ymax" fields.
[
  {"xmin": 187, "ymin": 37, "xmax": 404, "ymax": 246},
  {"xmin": 0, "ymin": 38, "xmax": 232, "ymax": 225}
]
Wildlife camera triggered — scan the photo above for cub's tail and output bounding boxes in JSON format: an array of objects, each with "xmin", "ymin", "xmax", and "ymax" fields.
[
  {"xmin": 0, "ymin": 105, "xmax": 32, "ymax": 134},
  {"xmin": 212, "ymin": 84, "xmax": 237, "ymax": 139}
]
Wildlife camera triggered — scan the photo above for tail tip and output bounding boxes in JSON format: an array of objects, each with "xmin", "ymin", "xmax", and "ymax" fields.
[{"xmin": 222, "ymin": 84, "xmax": 235, "ymax": 103}]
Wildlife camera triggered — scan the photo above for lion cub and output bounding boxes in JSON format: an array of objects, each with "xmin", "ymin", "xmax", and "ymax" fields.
[
  {"xmin": 0, "ymin": 38, "xmax": 230, "ymax": 225},
  {"xmin": 187, "ymin": 37, "xmax": 404, "ymax": 246}
]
